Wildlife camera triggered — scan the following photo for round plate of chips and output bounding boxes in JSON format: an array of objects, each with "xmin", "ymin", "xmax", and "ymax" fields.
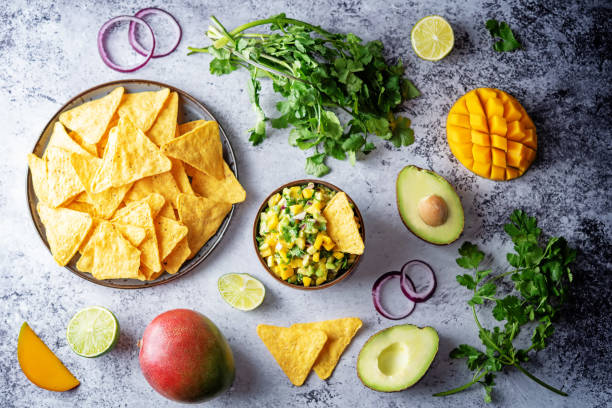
[{"xmin": 27, "ymin": 79, "xmax": 245, "ymax": 288}]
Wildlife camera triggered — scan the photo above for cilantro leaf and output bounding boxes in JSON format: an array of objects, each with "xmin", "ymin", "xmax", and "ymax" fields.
[
  {"xmin": 485, "ymin": 19, "xmax": 522, "ymax": 52},
  {"xmin": 457, "ymin": 242, "xmax": 484, "ymax": 269},
  {"xmin": 305, "ymin": 153, "xmax": 330, "ymax": 177}
]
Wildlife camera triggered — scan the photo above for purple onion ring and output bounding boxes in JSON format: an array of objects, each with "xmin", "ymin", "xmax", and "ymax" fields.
[
  {"xmin": 128, "ymin": 8, "xmax": 182, "ymax": 58},
  {"xmin": 400, "ymin": 260, "xmax": 437, "ymax": 302},
  {"xmin": 98, "ymin": 15, "xmax": 155, "ymax": 73},
  {"xmin": 372, "ymin": 271, "xmax": 416, "ymax": 320}
]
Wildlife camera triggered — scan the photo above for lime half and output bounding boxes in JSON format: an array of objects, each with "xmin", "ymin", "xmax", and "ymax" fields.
[
  {"xmin": 66, "ymin": 306, "xmax": 119, "ymax": 357},
  {"xmin": 411, "ymin": 15, "xmax": 455, "ymax": 61},
  {"xmin": 218, "ymin": 273, "xmax": 265, "ymax": 311}
]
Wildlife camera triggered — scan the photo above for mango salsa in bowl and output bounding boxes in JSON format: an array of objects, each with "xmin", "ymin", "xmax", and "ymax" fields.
[{"xmin": 253, "ymin": 180, "xmax": 365, "ymax": 290}]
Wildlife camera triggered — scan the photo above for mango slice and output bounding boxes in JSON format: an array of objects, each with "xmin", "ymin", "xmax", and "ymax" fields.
[{"xmin": 446, "ymin": 88, "xmax": 537, "ymax": 180}]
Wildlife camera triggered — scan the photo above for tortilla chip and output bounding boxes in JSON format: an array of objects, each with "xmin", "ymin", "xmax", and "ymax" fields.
[
  {"xmin": 69, "ymin": 131, "xmax": 98, "ymax": 157},
  {"xmin": 70, "ymin": 153, "xmax": 131, "ymax": 219},
  {"xmin": 59, "ymin": 86, "xmax": 124, "ymax": 144},
  {"xmin": 178, "ymin": 120, "xmax": 209, "ymax": 135},
  {"xmin": 177, "ymin": 194, "xmax": 232, "ymax": 256},
  {"xmin": 162, "ymin": 121, "xmax": 224, "ymax": 180},
  {"xmin": 45, "ymin": 147, "xmax": 85, "ymax": 207},
  {"xmin": 323, "ymin": 192, "xmax": 364, "ymax": 255},
  {"xmin": 124, "ymin": 171, "xmax": 181, "ymax": 209},
  {"xmin": 111, "ymin": 201, "xmax": 161, "ymax": 272},
  {"xmin": 27, "ymin": 154, "xmax": 50, "ymax": 205},
  {"xmin": 139, "ymin": 264, "xmax": 164, "ymax": 281},
  {"xmin": 91, "ymin": 115, "xmax": 171, "ymax": 193},
  {"xmin": 155, "ymin": 216, "xmax": 188, "ymax": 260},
  {"xmin": 117, "ymin": 88, "xmax": 170, "ymax": 132},
  {"xmin": 163, "ymin": 237, "xmax": 191, "ymax": 274},
  {"xmin": 65, "ymin": 200, "xmax": 96, "ymax": 216},
  {"xmin": 147, "ymin": 91, "xmax": 178, "ymax": 146},
  {"xmin": 46, "ymin": 122, "xmax": 91, "ymax": 157},
  {"xmin": 158, "ymin": 202, "xmax": 176, "ymax": 219},
  {"xmin": 95, "ymin": 114, "xmax": 119, "ymax": 158},
  {"xmin": 187, "ymin": 162, "xmax": 245, "ymax": 204},
  {"xmin": 292, "ymin": 318, "xmax": 363, "ymax": 380},
  {"xmin": 112, "ymin": 223, "xmax": 146, "ymax": 247},
  {"xmin": 37, "ymin": 203, "xmax": 93, "ymax": 266},
  {"xmin": 90, "ymin": 222, "xmax": 140, "ymax": 280},
  {"xmin": 170, "ymin": 158, "xmax": 194, "ymax": 195},
  {"xmin": 120, "ymin": 192, "xmax": 166, "ymax": 218},
  {"xmin": 256, "ymin": 324, "xmax": 327, "ymax": 386}
]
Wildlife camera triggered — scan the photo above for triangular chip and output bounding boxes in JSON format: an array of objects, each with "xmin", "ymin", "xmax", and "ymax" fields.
[
  {"xmin": 155, "ymin": 216, "xmax": 188, "ymax": 260},
  {"xmin": 138, "ymin": 264, "xmax": 165, "ymax": 281},
  {"xmin": 187, "ymin": 162, "xmax": 245, "ymax": 204},
  {"xmin": 163, "ymin": 237, "xmax": 191, "ymax": 274},
  {"xmin": 147, "ymin": 91, "xmax": 178, "ymax": 146},
  {"xmin": 95, "ymin": 114, "xmax": 119, "ymax": 158},
  {"xmin": 178, "ymin": 120, "xmax": 209, "ymax": 135},
  {"xmin": 90, "ymin": 222, "xmax": 140, "ymax": 280},
  {"xmin": 68, "ymin": 131, "xmax": 98, "ymax": 157},
  {"xmin": 112, "ymin": 223, "xmax": 146, "ymax": 247},
  {"xmin": 119, "ymin": 192, "xmax": 166, "ymax": 218},
  {"xmin": 323, "ymin": 192, "xmax": 364, "ymax": 255},
  {"xmin": 256, "ymin": 324, "xmax": 327, "ymax": 386},
  {"xmin": 158, "ymin": 202, "xmax": 176, "ymax": 220},
  {"xmin": 117, "ymin": 88, "xmax": 170, "ymax": 132},
  {"xmin": 70, "ymin": 153, "xmax": 131, "ymax": 219},
  {"xmin": 45, "ymin": 147, "xmax": 85, "ymax": 207},
  {"xmin": 75, "ymin": 218, "xmax": 104, "ymax": 273},
  {"xmin": 170, "ymin": 158, "xmax": 194, "ymax": 195},
  {"xmin": 292, "ymin": 318, "xmax": 363, "ymax": 380},
  {"xmin": 27, "ymin": 154, "xmax": 50, "ymax": 205},
  {"xmin": 46, "ymin": 122, "xmax": 91, "ymax": 157},
  {"xmin": 111, "ymin": 202, "xmax": 161, "ymax": 273},
  {"xmin": 124, "ymin": 171, "xmax": 181, "ymax": 209},
  {"xmin": 162, "ymin": 121, "xmax": 224, "ymax": 179},
  {"xmin": 37, "ymin": 203, "xmax": 93, "ymax": 266},
  {"xmin": 176, "ymin": 194, "xmax": 232, "ymax": 256},
  {"xmin": 59, "ymin": 87, "xmax": 124, "ymax": 144},
  {"xmin": 91, "ymin": 115, "xmax": 171, "ymax": 192}
]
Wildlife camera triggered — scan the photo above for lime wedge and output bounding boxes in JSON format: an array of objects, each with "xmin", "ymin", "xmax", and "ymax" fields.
[
  {"xmin": 411, "ymin": 15, "xmax": 454, "ymax": 61},
  {"xmin": 218, "ymin": 273, "xmax": 265, "ymax": 311},
  {"xmin": 66, "ymin": 306, "xmax": 119, "ymax": 357}
]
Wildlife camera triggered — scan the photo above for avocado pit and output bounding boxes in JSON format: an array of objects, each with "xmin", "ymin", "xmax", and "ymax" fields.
[{"xmin": 417, "ymin": 194, "xmax": 448, "ymax": 226}]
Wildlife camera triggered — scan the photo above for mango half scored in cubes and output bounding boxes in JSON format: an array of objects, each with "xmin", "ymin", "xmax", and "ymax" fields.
[{"xmin": 446, "ymin": 88, "xmax": 537, "ymax": 180}]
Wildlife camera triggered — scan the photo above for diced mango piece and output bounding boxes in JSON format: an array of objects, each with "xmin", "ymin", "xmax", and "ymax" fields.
[
  {"xmin": 520, "ymin": 113, "xmax": 535, "ymax": 130},
  {"xmin": 305, "ymin": 201, "xmax": 323, "ymax": 214},
  {"xmin": 280, "ymin": 266, "xmax": 294, "ymax": 280},
  {"xmin": 260, "ymin": 248, "xmax": 272, "ymax": 258},
  {"xmin": 268, "ymin": 193, "xmax": 281, "ymax": 207},
  {"xmin": 507, "ymin": 120, "xmax": 524, "ymax": 141},
  {"xmin": 312, "ymin": 252, "xmax": 320, "ymax": 262},
  {"xmin": 491, "ymin": 134, "xmax": 508, "ymax": 151},
  {"xmin": 289, "ymin": 186, "xmax": 302, "ymax": 199},
  {"xmin": 449, "ymin": 98, "xmax": 469, "ymax": 115},
  {"xmin": 524, "ymin": 147, "xmax": 536, "ymax": 163},
  {"xmin": 290, "ymin": 204, "xmax": 303, "ymax": 215},
  {"xmin": 465, "ymin": 91, "xmax": 485, "ymax": 116},
  {"xmin": 290, "ymin": 258, "xmax": 302, "ymax": 268},
  {"xmin": 296, "ymin": 237, "xmax": 305, "ymax": 250},
  {"xmin": 521, "ymin": 128, "xmax": 537, "ymax": 149},
  {"xmin": 322, "ymin": 236, "xmax": 335, "ymax": 251},
  {"xmin": 490, "ymin": 165, "xmax": 505, "ymax": 180},
  {"xmin": 302, "ymin": 188, "xmax": 314, "ymax": 199},
  {"xmin": 302, "ymin": 276, "xmax": 312, "ymax": 287},
  {"xmin": 315, "ymin": 277, "xmax": 327, "ymax": 286},
  {"xmin": 504, "ymin": 101, "xmax": 522, "ymax": 122},
  {"xmin": 489, "ymin": 116, "xmax": 507, "ymax": 136},
  {"xmin": 452, "ymin": 143, "xmax": 473, "ymax": 160},
  {"xmin": 313, "ymin": 233, "xmax": 325, "ymax": 250},
  {"xmin": 485, "ymin": 97, "xmax": 504, "ymax": 118},
  {"xmin": 472, "ymin": 161, "xmax": 491, "ymax": 178},
  {"xmin": 471, "ymin": 130, "xmax": 490, "ymax": 146},
  {"xmin": 472, "ymin": 144, "xmax": 491, "ymax": 163},
  {"xmin": 506, "ymin": 167, "xmax": 519, "ymax": 179},
  {"xmin": 506, "ymin": 141, "xmax": 526, "ymax": 167},
  {"xmin": 448, "ymin": 126, "xmax": 472, "ymax": 144},
  {"xmin": 332, "ymin": 251, "xmax": 344, "ymax": 259},
  {"xmin": 477, "ymin": 88, "xmax": 498, "ymax": 101},
  {"xmin": 469, "ymin": 114, "xmax": 489, "ymax": 133},
  {"xmin": 491, "ymin": 148, "xmax": 506, "ymax": 168},
  {"xmin": 266, "ymin": 213, "xmax": 278, "ymax": 230},
  {"xmin": 448, "ymin": 113, "xmax": 470, "ymax": 128}
]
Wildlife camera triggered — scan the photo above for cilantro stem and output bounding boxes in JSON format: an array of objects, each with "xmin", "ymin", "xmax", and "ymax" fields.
[
  {"xmin": 226, "ymin": 16, "xmax": 333, "ymax": 38},
  {"xmin": 514, "ymin": 364, "xmax": 568, "ymax": 396},
  {"xmin": 433, "ymin": 371, "xmax": 487, "ymax": 397}
]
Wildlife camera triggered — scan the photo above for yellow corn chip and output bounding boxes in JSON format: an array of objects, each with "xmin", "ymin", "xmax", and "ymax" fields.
[
  {"xmin": 256, "ymin": 324, "xmax": 327, "ymax": 386},
  {"xmin": 147, "ymin": 91, "xmax": 178, "ymax": 146},
  {"xmin": 95, "ymin": 114, "xmax": 119, "ymax": 158},
  {"xmin": 112, "ymin": 223, "xmax": 146, "ymax": 247},
  {"xmin": 27, "ymin": 154, "xmax": 50, "ymax": 205},
  {"xmin": 120, "ymin": 192, "xmax": 166, "ymax": 218},
  {"xmin": 176, "ymin": 194, "xmax": 232, "ymax": 256},
  {"xmin": 37, "ymin": 203, "xmax": 93, "ymax": 266},
  {"xmin": 177, "ymin": 120, "xmax": 209, "ymax": 135},
  {"xmin": 70, "ymin": 153, "xmax": 131, "ymax": 219},
  {"xmin": 124, "ymin": 171, "xmax": 181, "ymax": 209},
  {"xmin": 155, "ymin": 216, "xmax": 188, "ymax": 260},
  {"xmin": 46, "ymin": 122, "xmax": 91, "ymax": 157},
  {"xmin": 158, "ymin": 202, "xmax": 176, "ymax": 219},
  {"xmin": 111, "ymin": 201, "xmax": 161, "ymax": 272},
  {"xmin": 69, "ymin": 131, "xmax": 98, "ymax": 157},
  {"xmin": 162, "ymin": 121, "xmax": 224, "ymax": 180},
  {"xmin": 91, "ymin": 115, "xmax": 171, "ymax": 193},
  {"xmin": 117, "ymin": 88, "xmax": 170, "ymax": 132},
  {"xmin": 187, "ymin": 162, "xmax": 246, "ymax": 204},
  {"xmin": 45, "ymin": 147, "xmax": 85, "ymax": 207},
  {"xmin": 65, "ymin": 200, "xmax": 96, "ymax": 216},
  {"xmin": 90, "ymin": 222, "xmax": 140, "ymax": 280},
  {"xmin": 59, "ymin": 87, "xmax": 124, "ymax": 144},
  {"xmin": 292, "ymin": 318, "xmax": 363, "ymax": 380},
  {"xmin": 323, "ymin": 192, "xmax": 364, "ymax": 255},
  {"xmin": 170, "ymin": 158, "xmax": 194, "ymax": 195},
  {"xmin": 139, "ymin": 264, "xmax": 164, "ymax": 281},
  {"xmin": 162, "ymin": 237, "xmax": 191, "ymax": 274},
  {"xmin": 76, "ymin": 220, "xmax": 101, "ymax": 273}
]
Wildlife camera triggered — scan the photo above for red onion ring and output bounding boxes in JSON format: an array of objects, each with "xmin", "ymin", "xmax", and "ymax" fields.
[
  {"xmin": 128, "ymin": 8, "xmax": 182, "ymax": 58},
  {"xmin": 400, "ymin": 260, "xmax": 437, "ymax": 302},
  {"xmin": 98, "ymin": 15, "xmax": 155, "ymax": 73},
  {"xmin": 372, "ymin": 271, "xmax": 416, "ymax": 320}
]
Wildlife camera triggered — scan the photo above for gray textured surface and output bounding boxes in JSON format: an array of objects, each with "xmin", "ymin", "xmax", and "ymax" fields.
[{"xmin": 1, "ymin": 1, "xmax": 610, "ymax": 407}]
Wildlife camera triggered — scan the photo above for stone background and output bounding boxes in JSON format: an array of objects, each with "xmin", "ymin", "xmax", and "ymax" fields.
[{"xmin": 1, "ymin": 1, "xmax": 610, "ymax": 407}]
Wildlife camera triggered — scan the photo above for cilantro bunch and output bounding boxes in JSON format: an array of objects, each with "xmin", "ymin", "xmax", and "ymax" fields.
[
  {"xmin": 485, "ymin": 19, "xmax": 522, "ymax": 52},
  {"xmin": 189, "ymin": 14, "xmax": 420, "ymax": 176},
  {"xmin": 434, "ymin": 210, "xmax": 576, "ymax": 402}
]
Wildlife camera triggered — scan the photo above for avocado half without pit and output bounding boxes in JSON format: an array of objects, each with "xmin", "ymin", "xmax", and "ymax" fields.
[
  {"xmin": 396, "ymin": 165, "xmax": 464, "ymax": 245},
  {"xmin": 357, "ymin": 324, "xmax": 439, "ymax": 392}
]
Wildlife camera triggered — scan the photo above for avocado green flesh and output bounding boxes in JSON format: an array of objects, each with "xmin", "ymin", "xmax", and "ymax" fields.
[
  {"xmin": 397, "ymin": 166, "xmax": 464, "ymax": 244},
  {"xmin": 357, "ymin": 324, "xmax": 438, "ymax": 392}
]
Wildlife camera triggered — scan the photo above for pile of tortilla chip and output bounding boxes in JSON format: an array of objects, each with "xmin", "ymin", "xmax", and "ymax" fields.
[
  {"xmin": 28, "ymin": 87, "xmax": 246, "ymax": 281},
  {"xmin": 256, "ymin": 317, "xmax": 362, "ymax": 386}
]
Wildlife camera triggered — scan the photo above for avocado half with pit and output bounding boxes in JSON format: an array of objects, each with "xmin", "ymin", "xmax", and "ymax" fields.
[
  {"xmin": 357, "ymin": 324, "xmax": 438, "ymax": 392},
  {"xmin": 396, "ymin": 165, "xmax": 464, "ymax": 245}
]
